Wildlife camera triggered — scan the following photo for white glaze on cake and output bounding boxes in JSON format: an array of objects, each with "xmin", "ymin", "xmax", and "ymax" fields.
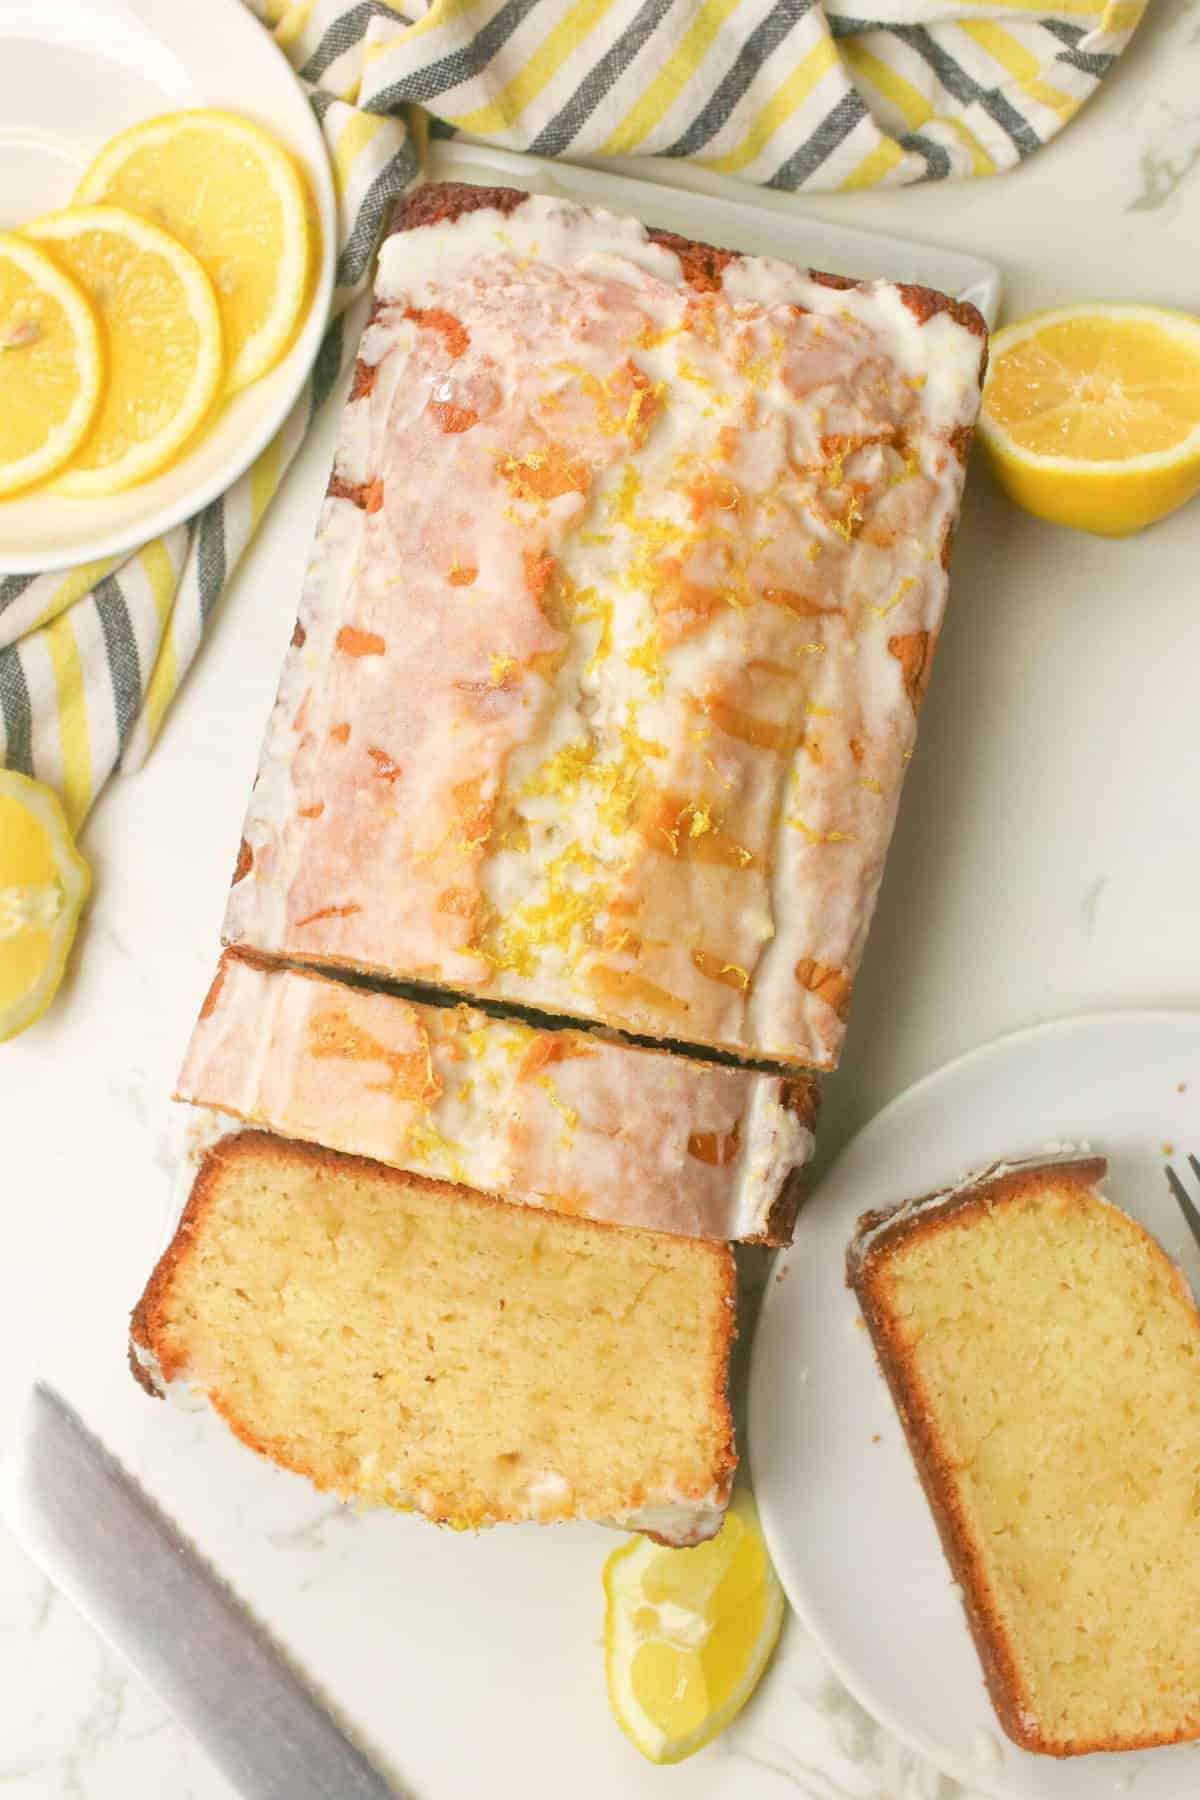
[
  {"xmin": 223, "ymin": 188, "xmax": 986, "ymax": 1070},
  {"xmin": 176, "ymin": 953, "xmax": 814, "ymax": 1242}
]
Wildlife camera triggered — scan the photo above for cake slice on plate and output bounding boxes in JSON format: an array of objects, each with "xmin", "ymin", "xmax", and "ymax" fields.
[
  {"xmin": 176, "ymin": 951, "xmax": 816, "ymax": 1243},
  {"xmin": 848, "ymin": 1155, "xmax": 1200, "ymax": 1756},
  {"xmin": 223, "ymin": 182, "xmax": 987, "ymax": 1072},
  {"xmin": 131, "ymin": 1130, "xmax": 736, "ymax": 1546}
]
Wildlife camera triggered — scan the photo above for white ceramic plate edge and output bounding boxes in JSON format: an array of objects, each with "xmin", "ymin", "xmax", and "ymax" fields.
[
  {"xmin": 0, "ymin": 0, "xmax": 337, "ymax": 573},
  {"xmin": 749, "ymin": 1007, "xmax": 1200, "ymax": 1800}
]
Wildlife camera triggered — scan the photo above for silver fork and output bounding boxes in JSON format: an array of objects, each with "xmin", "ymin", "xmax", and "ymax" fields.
[{"xmin": 1165, "ymin": 1154, "xmax": 1200, "ymax": 1253}]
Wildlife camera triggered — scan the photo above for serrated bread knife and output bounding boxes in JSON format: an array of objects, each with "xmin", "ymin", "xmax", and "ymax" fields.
[{"xmin": 1, "ymin": 1383, "xmax": 399, "ymax": 1800}]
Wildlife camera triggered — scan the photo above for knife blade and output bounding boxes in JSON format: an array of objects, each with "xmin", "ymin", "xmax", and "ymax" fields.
[{"xmin": 1, "ymin": 1383, "xmax": 399, "ymax": 1800}]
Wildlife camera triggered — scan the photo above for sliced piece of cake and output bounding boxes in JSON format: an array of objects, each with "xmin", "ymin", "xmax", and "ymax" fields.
[
  {"xmin": 223, "ymin": 182, "xmax": 987, "ymax": 1072},
  {"xmin": 177, "ymin": 952, "xmax": 816, "ymax": 1243},
  {"xmin": 848, "ymin": 1156, "xmax": 1200, "ymax": 1757},
  {"xmin": 132, "ymin": 1130, "xmax": 737, "ymax": 1545}
]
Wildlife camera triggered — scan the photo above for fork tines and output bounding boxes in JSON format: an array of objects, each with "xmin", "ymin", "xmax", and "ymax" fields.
[{"xmin": 1165, "ymin": 1157, "xmax": 1200, "ymax": 1254}]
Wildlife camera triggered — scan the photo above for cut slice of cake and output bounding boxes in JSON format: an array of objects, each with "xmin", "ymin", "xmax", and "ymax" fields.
[
  {"xmin": 131, "ymin": 1130, "xmax": 737, "ymax": 1545},
  {"xmin": 848, "ymin": 1156, "xmax": 1200, "ymax": 1757},
  {"xmin": 176, "ymin": 952, "xmax": 816, "ymax": 1243},
  {"xmin": 223, "ymin": 182, "xmax": 987, "ymax": 1072}
]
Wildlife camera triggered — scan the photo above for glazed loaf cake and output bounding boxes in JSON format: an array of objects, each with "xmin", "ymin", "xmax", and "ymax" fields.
[
  {"xmin": 223, "ymin": 182, "xmax": 987, "ymax": 1071},
  {"xmin": 177, "ymin": 951, "xmax": 817, "ymax": 1243},
  {"xmin": 132, "ymin": 1130, "xmax": 737, "ymax": 1546},
  {"xmin": 848, "ymin": 1157, "xmax": 1200, "ymax": 1757}
]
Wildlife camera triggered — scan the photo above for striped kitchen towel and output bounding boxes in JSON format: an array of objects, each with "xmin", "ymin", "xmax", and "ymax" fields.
[{"xmin": 0, "ymin": 0, "xmax": 1145, "ymax": 827}]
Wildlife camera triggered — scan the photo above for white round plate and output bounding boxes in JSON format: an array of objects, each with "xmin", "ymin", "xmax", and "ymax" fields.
[
  {"xmin": 0, "ymin": 0, "xmax": 336, "ymax": 573},
  {"xmin": 750, "ymin": 1009, "xmax": 1200, "ymax": 1800}
]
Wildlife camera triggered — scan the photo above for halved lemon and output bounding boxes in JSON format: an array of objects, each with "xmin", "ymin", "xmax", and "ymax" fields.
[
  {"xmin": 603, "ymin": 1491, "xmax": 785, "ymax": 1764},
  {"xmin": 24, "ymin": 205, "xmax": 223, "ymax": 497},
  {"xmin": 0, "ymin": 233, "xmax": 102, "ymax": 496},
  {"xmin": 75, "ymin": 109, "xmax": 311, "ymax": 393},
  {"xmin": 0, "ymin": 772, "xmax": 90, "ymax": 1043},
  {"xmin": 978, "ymin": 303, "xmax": 1200, "ymax": 536}
]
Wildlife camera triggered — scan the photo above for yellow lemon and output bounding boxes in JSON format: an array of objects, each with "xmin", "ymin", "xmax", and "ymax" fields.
[
  {"xmin": 603, "ymin": 1491, "xmax": 785, "ymax": 1764},
  {"xmin": 75, "ymin": 109, "xmax": 311, "ymax": 393},
  {"xmin": 978, "ymin": 303, "xmax": 1200, "ymax": 536},
  {"xmin": 0, "ymin": 233, "xmax": 102, "ymax": 496},
  {"xmin": 0, "ymin": 771, "xmax": 90, "ymax": 1043},
  {"xmin": 24, "ymin": 205, "xmax": 223, "ymax": 497}
]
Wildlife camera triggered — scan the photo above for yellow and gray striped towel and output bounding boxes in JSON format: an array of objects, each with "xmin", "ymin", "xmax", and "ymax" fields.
[{"xmin": 0, "ymin": 0, "xmax": 1144, "ymax": 827}]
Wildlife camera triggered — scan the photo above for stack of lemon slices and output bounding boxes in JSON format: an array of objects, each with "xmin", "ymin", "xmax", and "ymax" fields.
[{"xmin": 0, "ymin": 109, "xmax": 313, "ymax": 500}]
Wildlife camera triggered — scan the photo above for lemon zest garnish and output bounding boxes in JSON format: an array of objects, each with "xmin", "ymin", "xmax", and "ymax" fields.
[
  {"xmin": 537, "ymin": 1073, "xmax": 579, "ymax": 1134},
  {"xmin": 522, "ymin": 738, "xmax": 596, "ymax": 803},
  {"xmin": 871, "ymin": 576, "xmax": 915, "ymax": 620},
  {"xmin": 787, "ymin": 815, "xmax": 857, "ymax": 843},
  {"xmin": 675, "ymin": 352, "xmax": 712, "ymax": 391}
]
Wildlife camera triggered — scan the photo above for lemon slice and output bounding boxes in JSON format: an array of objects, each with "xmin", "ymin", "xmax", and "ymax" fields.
[
  {"xmin": 0, "ymin": 772, "xmax": 90, "ymax": 1043},
  {"xmin": 24, "ymin": 205, "xmax": 223, "ymax": 497},
  {"xmin": 0, "ymin": 233, "xmax": 102, "ymax": 496},
  {"xmin": 75, "ymin": 109, "xmax": 311, "ymax": 393},
  {"xmin": 603, "ymin": 1492, "xmax": 785, "ymax": 1764},
  {"xmin": 978, "ymin": 303, "xmax": 1200, "ymax": 536}
]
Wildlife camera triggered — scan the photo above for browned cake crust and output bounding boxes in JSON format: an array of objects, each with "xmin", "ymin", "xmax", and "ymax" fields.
[
  {"xmin": 846, "ymin": 1158, "xmax": 1111, "ymax": 1757},
  {"xmin": 758, "ymin": 1075, "xmax": 820, "ymax": 1244},
  {"xmin": 131, "ymin": 1131, "xmax": 738, "ymax": 1541}
]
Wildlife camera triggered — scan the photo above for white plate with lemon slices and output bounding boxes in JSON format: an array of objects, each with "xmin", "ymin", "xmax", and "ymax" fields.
[{"xmin": 0, "ymin": 0, "xmax": 336, "ymax": 572}]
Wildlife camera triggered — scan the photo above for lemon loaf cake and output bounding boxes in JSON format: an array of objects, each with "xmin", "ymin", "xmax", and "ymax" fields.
[
  {"xmin": 223, "ymin": 182, "xmax": 987, "ymax": 1072},
  {"xmin": 848, "ymin": 1156, "xmax": 1200, "ymax": 1757},
  {"xmin": 131, "ymin": 1130, "xmax": 737, "ymax": 1545},
  {"xmin": 177, "ymin": 952, "xmax": 817, "ymax": 1243}
]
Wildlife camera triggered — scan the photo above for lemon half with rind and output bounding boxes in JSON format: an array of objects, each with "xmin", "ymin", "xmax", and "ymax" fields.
[
  {"xmin": 24, "ymin": 205, "xmax": 223, "ymax": 497},
  {"xmin": 978, "ymin": 303, "xmax": 1200, "ymax": 536},
  {"xmin": 0, "ymin": 772, "xmax": 91, "ymax": 1043},
  {"xmin": 75, "ymin": 108, "xmax": 311, "ymax": 393},
  {"xmin": 0, "ymin": 234, "xmax": 102, "ymax": 496},
  {"xmin": 603, "ymin": 1492, "xmax": 785, "ymax": 1764}
]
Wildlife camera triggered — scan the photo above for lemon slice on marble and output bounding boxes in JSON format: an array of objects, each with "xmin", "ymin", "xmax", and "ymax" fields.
[
  {"xmin": 75, "ymin": 109, "xmax": 311, "ymax": 392},
  {"xmin": 24, "ymin": 205, "xmax": 223, "ymax": 496},
  {"xmin": 0, "ymin": 772, "xmax": 90, "ymax": 1043},
  {"xmin": 0, "ymin": 233, "xmax": 102, "ymax": 496},
  {"xmin": 978, "ymin": 303, "xmax": 1200, "ymax": 535},
  {"xmin": 603, "ymin": 1491, "xmax": 785, "ymax": 1764}
]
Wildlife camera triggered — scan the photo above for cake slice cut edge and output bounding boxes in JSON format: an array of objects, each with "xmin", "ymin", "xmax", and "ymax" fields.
[
  {"xmin": 848, "ymin": 1155, "xmax": 1200, "ymax": 1757},
  {"xmin": 175, "ymin": 949, "xmax": 817, "ymax": 1244},
  {"xmin": 131, "ymin": 1129, "xmax": 737, "ymax": 1547}
]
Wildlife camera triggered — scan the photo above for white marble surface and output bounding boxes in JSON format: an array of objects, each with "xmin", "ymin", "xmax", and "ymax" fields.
[{"xmin": 4, "ymin": 6, "xmax": 1200, "ymax": 1795}]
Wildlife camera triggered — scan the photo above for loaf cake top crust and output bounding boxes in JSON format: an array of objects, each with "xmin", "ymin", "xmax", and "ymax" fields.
[
  {"xmin": 850, "ymin": 1156, "xmax": 1200, "ymax": 1757},
  {"xmin": 176, "ymin": 951, "xmax": 816, "ymax": 1243},
  {"xmin": 224, "ymin": 182, "xmax": 986, "ymax": 1070},
  {"xmin": 132, "ymin": 1129, "xmax": 737, "ymax": 1546}
]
